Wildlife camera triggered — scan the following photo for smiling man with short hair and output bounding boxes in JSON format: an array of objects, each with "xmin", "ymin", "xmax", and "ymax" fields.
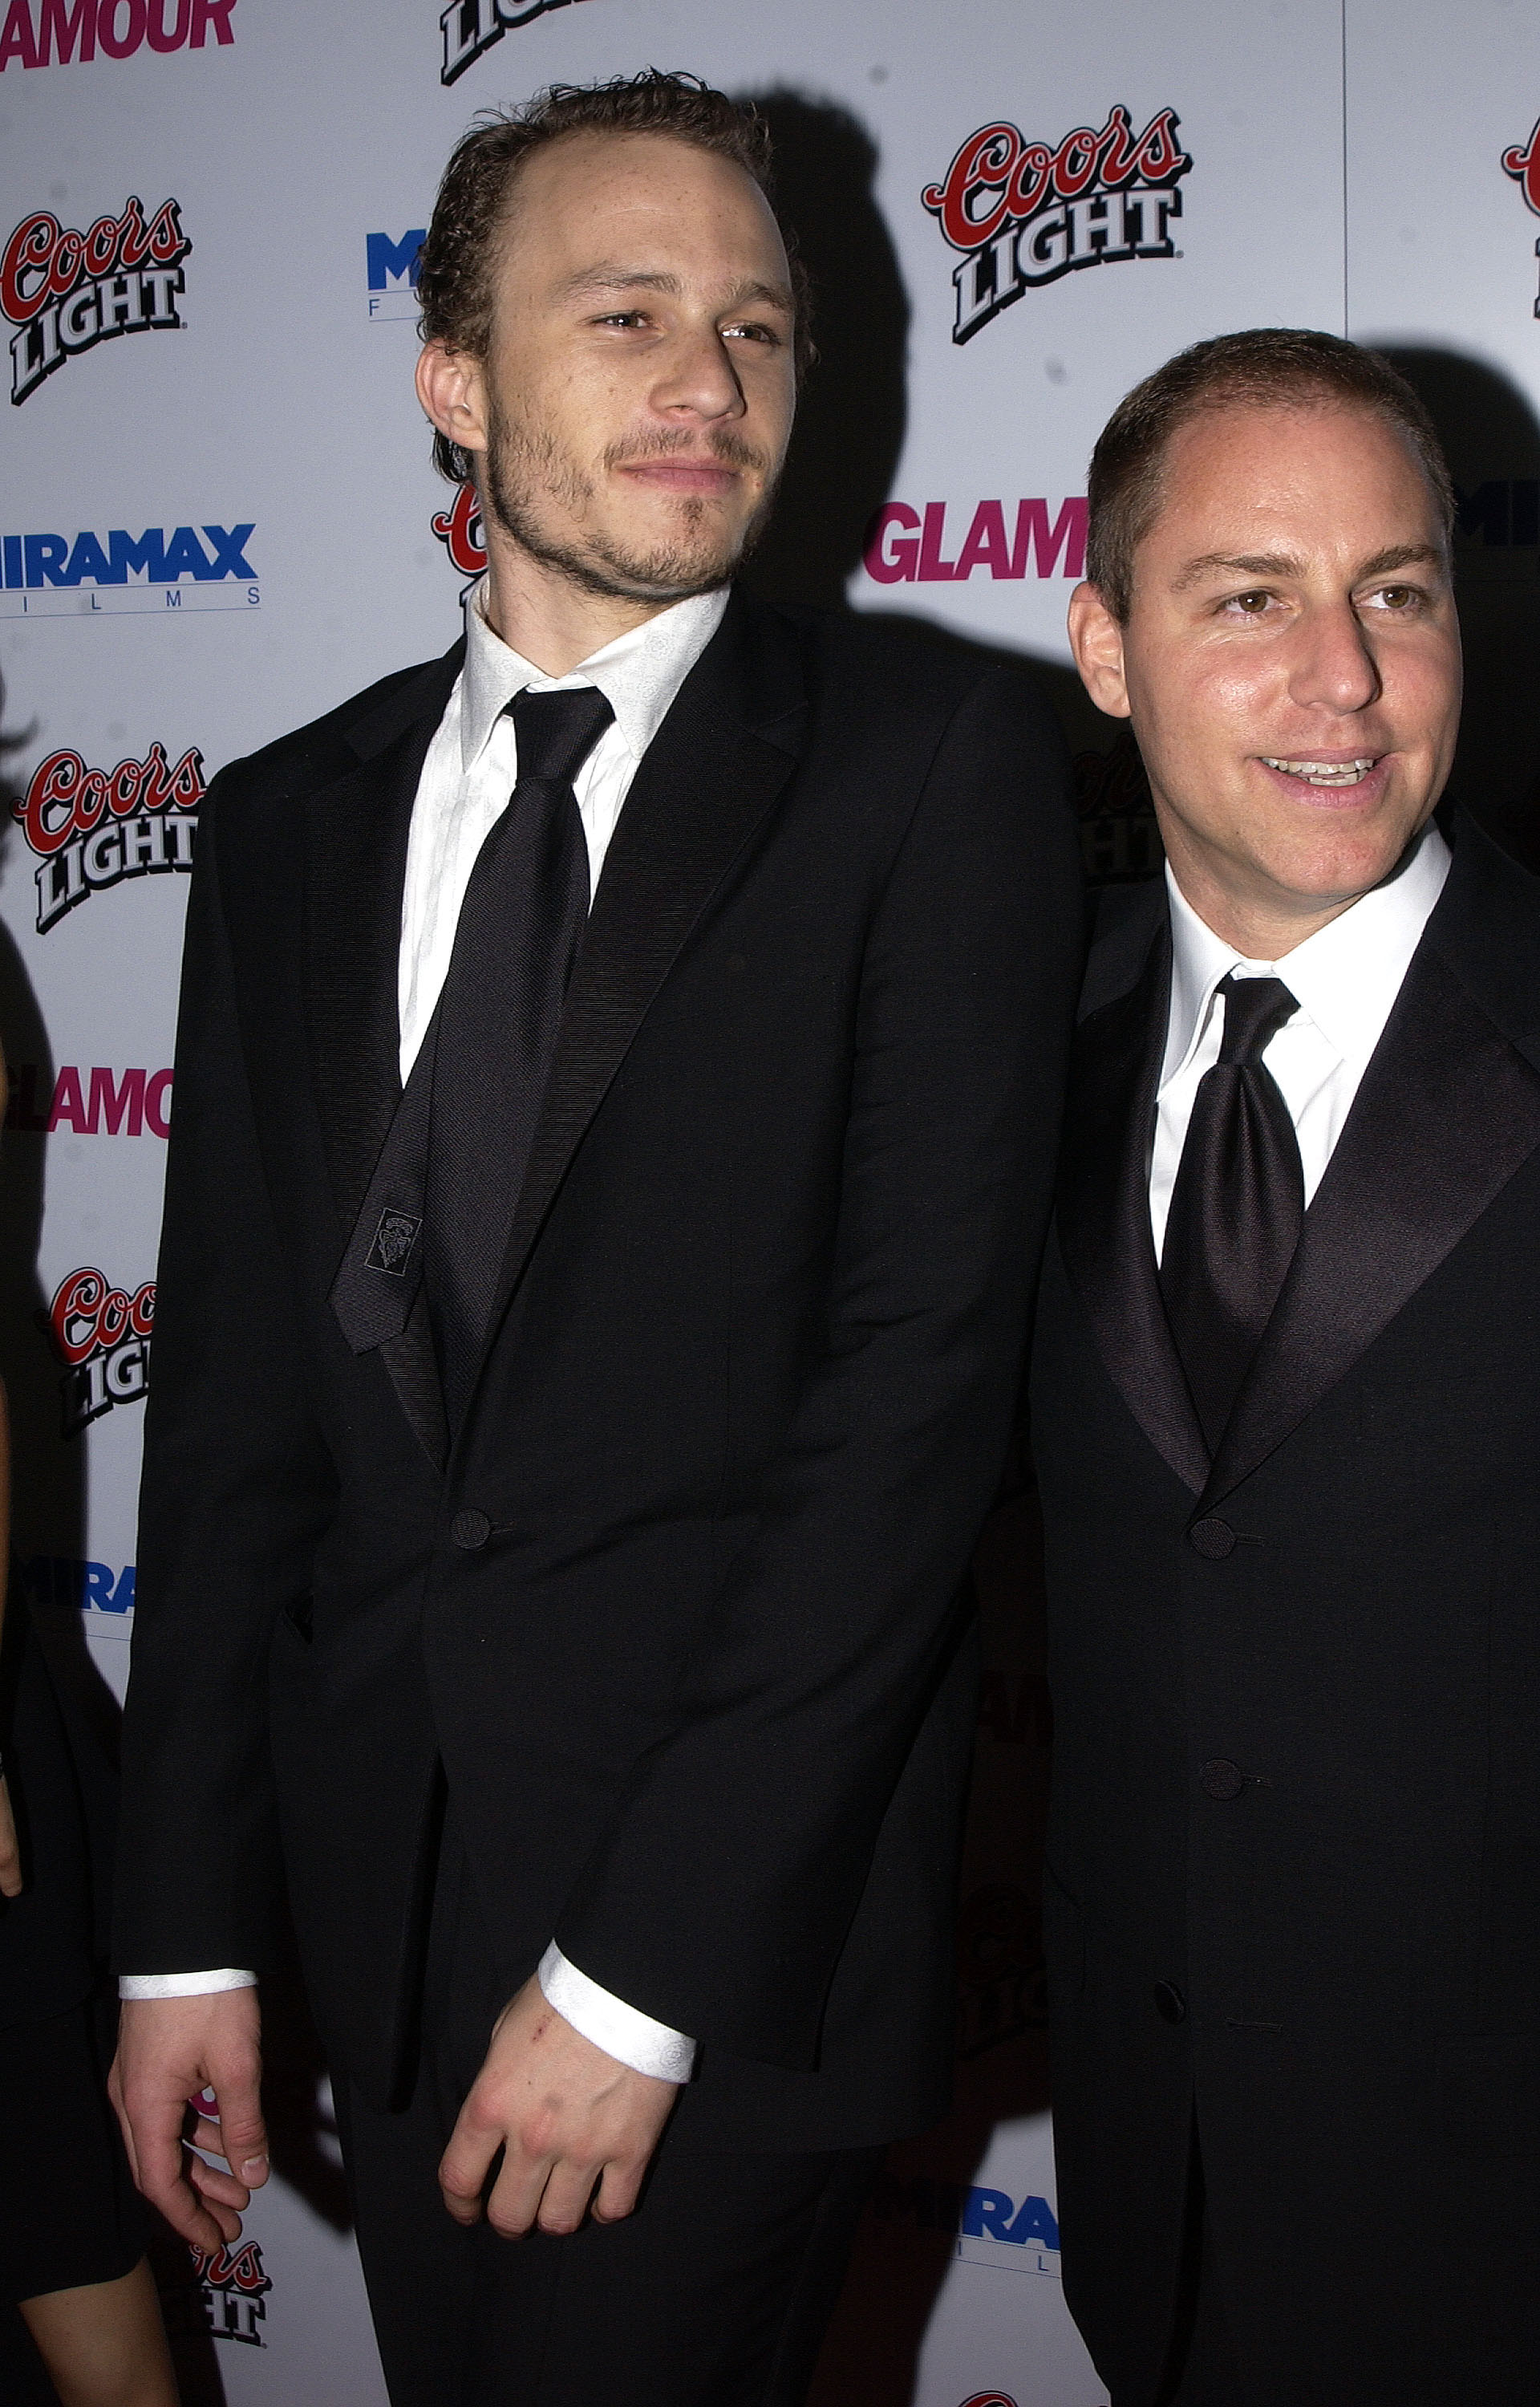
[
  {"xmin": 107, "ymin": 71, "xmax": 1080, "ymax": 2407},
  {"xmin": 1036, "ymin": 327, "xmax": 1540, "ymax": 2403}
]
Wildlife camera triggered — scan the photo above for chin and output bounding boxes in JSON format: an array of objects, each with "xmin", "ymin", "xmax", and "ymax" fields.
[{"xmin": 1276, "ymin": 835, "xmax": 1415, "ymax": 904}]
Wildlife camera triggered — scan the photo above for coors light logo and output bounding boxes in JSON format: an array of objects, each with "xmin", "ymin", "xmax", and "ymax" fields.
[
  {"xmin": 18, "ymin": 741, "xmax": 203, "ymax": 931},
  {"xmin": 1502, "ymin": 116, "xmax": 1540, "ymax": 317},
  {"xmin": 5, "ymin": 194, "xmax": 190, "ymax": 404},
  {"xmin": 923, "ymin": 105, "xmax": 1192, "ymax": 343},
  {"xmin": 432, "ymin": 481, "xmax": 486, "ymax": 581},
  {"xmin": 47, "ymin": 1265, "xmax": 154, "ymax": 1439}
]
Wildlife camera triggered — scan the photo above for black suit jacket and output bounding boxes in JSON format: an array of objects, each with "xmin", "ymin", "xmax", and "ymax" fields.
[
  {"xmin": 113, "ymin": 591, "xmax": 1082, "ymax": 2149},
  {"xmin": 1031, "ymin": 811, "xmax": 1540, "ymax": 2403}
]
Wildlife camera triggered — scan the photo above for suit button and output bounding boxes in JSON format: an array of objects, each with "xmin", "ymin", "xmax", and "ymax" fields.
[
  {"xmin": 451, "ymin": 1508, "xmax": 491, "ymax": 1551},
  {"xmin": 1200, "ymin": 1759, "xmax": 1246, "ymax": 1801},
  {"xmin": 1153, "ymin": 1981, "xmax": 1187, "ymax": 2024},
  {"xmin": 1188, "ymin": 1516, "xmax": 1235, "ymax": 1560}
]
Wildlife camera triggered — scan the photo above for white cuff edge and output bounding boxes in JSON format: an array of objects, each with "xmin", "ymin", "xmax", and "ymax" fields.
[
  {"xmin": 119, "ymin": 1968, "xmax": 259, "ymax": 2000},
  {"xmin": 537, "ymin": 1942, "xmax": 695, "ymax": 2083}
]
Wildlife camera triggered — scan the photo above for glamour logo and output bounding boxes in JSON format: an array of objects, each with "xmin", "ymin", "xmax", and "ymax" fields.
[
  {"xmin": 18, "ymin": 741, "xmax": 202, "ymax": 929},
  {"xmin": 0, "ymin": 0, "xmax": 236, "ymax": 70},
  {"xmin": 440, "ymin": 0, "xmax": 596, "ymax": 87},
  {"xmin": 922, "ymin": 105, "xmax": 1192, "ymax": 343},
  {"xmin": 8, "ymin": 1063, "xmax": 174, "ymax": 1137},
  {"xmin": 432, "ymin": 481, "xmax": 486, "ymax": 580},
  {"xmin": 0, "ymin": 522, "xmax": 258, "ymax": 616},
  {"xmin": 865, "ymin": 497, "xmax": 1086, "ymax": 585},
  {"xmin": 367, "ymin": 226, "xmax": 425, "ymax": 320},
  {"xmin": 47, "ymin": 1265, "xmax": 154, "ymax": 1439},
  {"xmin": 1502, "ymin": 116, "xmax": 1540, "ymax": 316},
  {"xmin": 4, "ymin": 194, "xmax": 190, "ymax": 402}
]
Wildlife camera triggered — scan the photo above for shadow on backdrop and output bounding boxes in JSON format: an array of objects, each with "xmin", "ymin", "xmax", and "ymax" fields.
[
  {"xmin": 735, "ymin": 91, "xmax": 1123, "ymax": 2407},
  {"xmin": 1379, "ymin": 345, "xmax": 1540, "ymax": 871},
  {"xmin": 740, "ymin": 87, "xmax": 909, "ymax": 611}
]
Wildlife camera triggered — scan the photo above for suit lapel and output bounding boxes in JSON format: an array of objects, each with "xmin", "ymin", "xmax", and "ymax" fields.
[
  {"xmin": 1202, "ymin": 852, "xmax": 1540, "ymax": 1511},
  {"xmin": 303, "ymin": 643, "xmax": 462, "ymax": 1468},
  {"xmin": 480, "ymin": 594, "xmax": 807, "ymax": 1354},
  {"xmin": 1058, "ymin": 898, "xmax": 1211, "ymax": 1496}
]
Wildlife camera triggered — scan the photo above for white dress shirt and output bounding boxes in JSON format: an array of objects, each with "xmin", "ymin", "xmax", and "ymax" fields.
[
  {"xmin": 121, "ymin": 578, "xmax": 730, "ymax": 2086},
  {"xmin": 1150, "ymin": 820, "xmax": 1452, "ymax": 1262}
]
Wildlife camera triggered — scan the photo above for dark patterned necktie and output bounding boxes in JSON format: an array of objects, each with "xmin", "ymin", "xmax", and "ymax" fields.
[
  {"xmin": 1159, "ymin": 973, "xmax": 1304, "ymax": 1455},
  {"xmin": 329, "ymin": 688, "xmax": 613, "ymax": 1402},
  {"xmin": 423, "ymin": 684, "xmax": 614, "ymax": 1426}
]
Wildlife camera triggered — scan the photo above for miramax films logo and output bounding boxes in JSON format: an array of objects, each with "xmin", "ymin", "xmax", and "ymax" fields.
[
  {"xmin": 5, "ymin": 194, "xmax": 190, "ymax": 403},
  {"xmin": 923, "ymin": 105, "xmax": 1191, "ymax": 343},
  {"xmin": 1502, "ymin": 116, "xmax": 1540, "ymax": 316}
]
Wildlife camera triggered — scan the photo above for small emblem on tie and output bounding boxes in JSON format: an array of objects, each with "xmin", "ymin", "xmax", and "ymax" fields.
[{"xmin": 366, "ymin": 1210, "xmax": 422, "ymax": 1275}]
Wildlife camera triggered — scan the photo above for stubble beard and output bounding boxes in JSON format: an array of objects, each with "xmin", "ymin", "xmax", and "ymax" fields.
[{"xmin": 480, "ymin": 394, "xmax": 780, "ymax": 604}]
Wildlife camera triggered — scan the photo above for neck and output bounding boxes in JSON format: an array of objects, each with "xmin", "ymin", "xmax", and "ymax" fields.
[
  {"xmin": 1166, "ymin": 867, "xmax": 1356, "ymax": 961},
  {"xmin": 480, "ymin": 523, "xmax": 688, "ymax": 679}
]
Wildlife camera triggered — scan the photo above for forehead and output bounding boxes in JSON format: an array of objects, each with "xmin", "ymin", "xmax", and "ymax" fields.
[
  {"xmin": 1146, "ymin": 400, "xmax": 1442, "ymax": 560},
  {"xmin": 495, "ymin": 131, "xmax": 788, "ymax": 285}
]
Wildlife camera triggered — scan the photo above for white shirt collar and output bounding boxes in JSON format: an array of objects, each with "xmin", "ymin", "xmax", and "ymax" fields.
[
  {"xmin": 1161, "ymin": 818, "xmax": 1453, "ymax": 1089},
  {"xmin": 457, "ymin": 575, "xmax": 730, "ymax": 776}
]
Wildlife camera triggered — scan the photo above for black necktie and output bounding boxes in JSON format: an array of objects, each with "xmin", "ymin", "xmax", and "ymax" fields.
[
  {"xmin": 424, "ymin": 684, "xmax": 614, "ymax": 1423},
  {"xmin": 330, "ymin": 684, "xmax": 613, "ymax": 1423},
  {"xmin": 1159, "ymin": 973, "xmax": 1304, "ymax": 1455}
]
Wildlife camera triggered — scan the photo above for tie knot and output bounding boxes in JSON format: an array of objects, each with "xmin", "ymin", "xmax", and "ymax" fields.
[
  {"xmin": 1215, "ymin": 973, "xmax": 1298, "ymax": 1067},
  {"xmin": 509, "ymin": 685, "xmax": 615, "ymax": 788}
]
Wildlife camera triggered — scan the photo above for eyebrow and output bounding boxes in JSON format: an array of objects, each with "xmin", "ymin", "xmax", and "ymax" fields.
[
  {"xmin": 1171, "ymin": 542, "xmax": 1446, "ymax": 592},
  {"xmin": 558, "ymin": 265, "xmax": 795, "ymax": 314}
]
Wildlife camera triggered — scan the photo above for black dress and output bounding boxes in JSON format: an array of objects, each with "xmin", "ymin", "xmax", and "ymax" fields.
[{"xmin": 0, "ymin": 1600, "xmax": 144, "ymax": 2307}]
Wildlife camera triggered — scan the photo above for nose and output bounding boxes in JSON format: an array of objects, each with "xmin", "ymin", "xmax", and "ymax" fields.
[
  {"xmin": 650, "ymin": 322, "xmax": 746, "ymax": 424},
  {"xmin": 1287, "ymin": 599, "xmax": 1381, "ymax": 716}
]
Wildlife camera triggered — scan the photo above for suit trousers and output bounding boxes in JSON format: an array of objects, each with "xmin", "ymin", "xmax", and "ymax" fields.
[
  {"xmin": 330, "ymin": 1809, "xmax": 881, "ymax": 2407},
  {"xmin": 1155, "ymin": 2128, "xmax": 1242, "ymax": 2407}
]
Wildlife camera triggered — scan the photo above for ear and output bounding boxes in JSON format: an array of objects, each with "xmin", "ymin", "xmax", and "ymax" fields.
[
  {"xmin": 1068, "ymin": 581, "xmax": 1133, "ymax": 719},
  {"xmin": 415, "ymin": 340, "xmax": 488, "ymax": 465}
]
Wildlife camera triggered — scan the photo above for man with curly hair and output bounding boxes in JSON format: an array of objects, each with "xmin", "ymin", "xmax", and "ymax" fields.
[{"xmin": 109, "ymin": 71, "xmax": 1080, "ymax": 2405}]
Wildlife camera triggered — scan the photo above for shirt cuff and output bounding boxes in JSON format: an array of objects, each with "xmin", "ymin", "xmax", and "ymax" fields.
[
  {"xmin": 118, "ymin": 1968, "xmax": 259, "ymax": 2000},
  {"xmin": 537, "ymin": 1942, "xmax": 695, "ymax": 2083}
]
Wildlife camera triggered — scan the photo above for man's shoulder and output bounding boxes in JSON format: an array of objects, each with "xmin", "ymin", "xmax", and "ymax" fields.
[
  {"xmin": 207, "ymin": 642, "xmax": 463, "ymax": 817},
  {"xmin": 1077, "ymin": 876, "xmax": 1167, "ymax": 1021},
  {"xmin": 748, "ymin": 593, "xmax": 1059, "ymax": 736},
  {"xmin": 1429, "ymin": 807, "xmax": 1540, "ymax": 1065}
]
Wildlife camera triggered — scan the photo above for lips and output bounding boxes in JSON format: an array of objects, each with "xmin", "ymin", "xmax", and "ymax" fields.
[
  {"xmin": 1259, "ymin": 756, "xmax": 1380, "ymax": 786},
  {"xmin": 618, "ymin": 460, "xmax": 738, "ymax": 494}
]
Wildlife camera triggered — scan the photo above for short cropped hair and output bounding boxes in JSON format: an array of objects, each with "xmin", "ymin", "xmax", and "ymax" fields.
[
  {"xmin": 417, "ymin": 69, "xmax": 812, "ymax": 483},
  {"xmin": 1085, "ymin": 327, "xmax": 1457, "ymax": 620}
]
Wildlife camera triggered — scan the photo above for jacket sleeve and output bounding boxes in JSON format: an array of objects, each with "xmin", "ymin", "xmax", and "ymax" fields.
[
  {"xmin": 112, "ymin": 782, "xmax": 337, "ymax": 1976},
  {"xmin": 554, "ymin": 664, "xmax": 1084, "ymax": 2065}
]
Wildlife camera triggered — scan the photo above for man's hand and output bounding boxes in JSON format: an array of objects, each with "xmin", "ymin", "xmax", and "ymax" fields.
[
  {"xmin": 0, "ymin": 1776, "xmax": 21, "ymax": 1898},
  {"xmin": 109, "ymin": 1989, "xmax": 269, "ymax": 2251},
  {"xmin": 440, "ymin": 1975, "xmax": 677, "ymax": 2239}
]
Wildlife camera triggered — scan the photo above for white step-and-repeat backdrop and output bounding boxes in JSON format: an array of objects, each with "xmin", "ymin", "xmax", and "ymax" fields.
[{"xmin": 4, "ymin": 4, "xmax": 1538, "ymax": 2401}]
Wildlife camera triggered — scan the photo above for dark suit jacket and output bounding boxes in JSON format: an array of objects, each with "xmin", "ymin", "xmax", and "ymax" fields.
[
  {"xmin": 1031, "ymin": 810, "xmax": 1540, "ymax": 2403},
  {"xmin": 112, "ymin": 590, "xmax": 1081, "ymax": 2149}
]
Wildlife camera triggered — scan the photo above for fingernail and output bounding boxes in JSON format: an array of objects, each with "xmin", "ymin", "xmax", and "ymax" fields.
[{"xmin": 241, "ymin": 2156, "xmax": 268, "ymax": 2182}]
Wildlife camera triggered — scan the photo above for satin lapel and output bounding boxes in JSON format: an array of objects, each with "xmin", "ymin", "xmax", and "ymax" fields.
[
  {"xmin": 1202, "ymin": 942, "xmax": 1540, "ymax": 1511},
  {"xmin": 303, "ymin": 647, "xmax": 460, "ymax": 1469},
  {"xmin": 481, "ymin": 601, "xmax": 805, "ymax": 1346},
  {"xmin": 1057, "ymin": 911, "xmax": 1210, "ymax": 1496}
]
